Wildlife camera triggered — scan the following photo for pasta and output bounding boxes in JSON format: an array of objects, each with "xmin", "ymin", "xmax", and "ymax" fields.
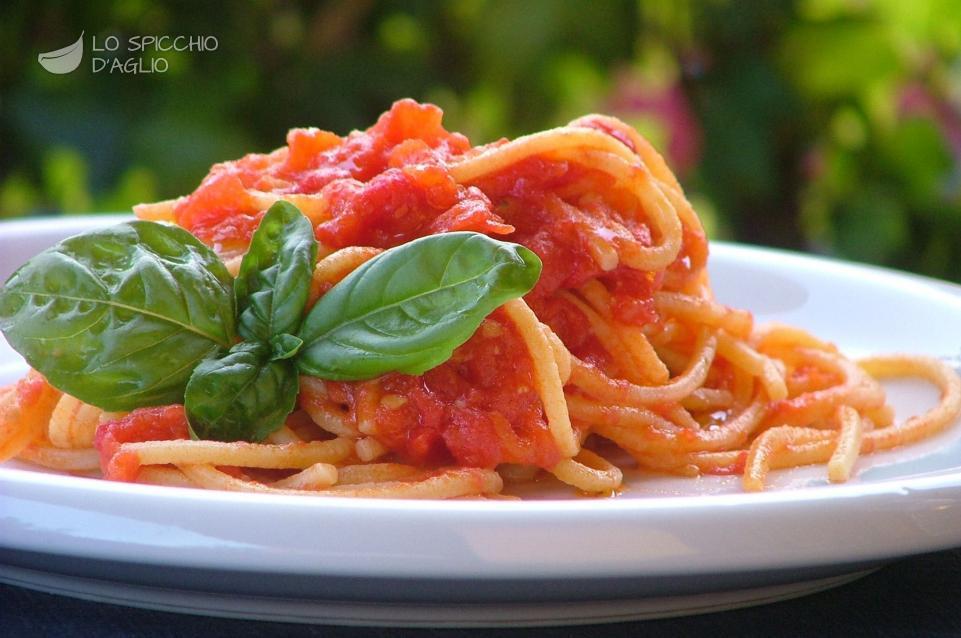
[{"xmin": 1, "ymin": 99, "xmax": 959, "ymax": 498}]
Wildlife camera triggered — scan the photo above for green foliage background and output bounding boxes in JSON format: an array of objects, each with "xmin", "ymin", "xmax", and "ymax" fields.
[{"xmin": 2, "ymin": 0, "xmax": 960, "ymax": 281}]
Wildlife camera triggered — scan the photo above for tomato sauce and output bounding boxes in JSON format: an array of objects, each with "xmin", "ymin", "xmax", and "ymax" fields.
[
  {"xmin": 94, "ymin": 405, "xmax": 189, "ymax": 482},
  {"xmin": 310, "ymin": 312, "xmax": 561, "ymax": 470},
  {"xmin": 170, "ymin": 99, "xmax": 702, "ymax": 470},
  {"xmin": 175, "ymin": 100, "xmax": 507, "ymax": 251}
]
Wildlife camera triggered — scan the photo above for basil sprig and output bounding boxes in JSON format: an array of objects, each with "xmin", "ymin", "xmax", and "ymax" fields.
[
  {"xmin": 0, "ymin": 205, "xmax": 542, "ymax": 442},
  {"xmin": 184, "ymin": 201, "xmax": 316, "ymax": 441}
]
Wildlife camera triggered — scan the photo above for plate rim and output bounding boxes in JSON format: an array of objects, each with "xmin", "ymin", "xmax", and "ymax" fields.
[{"xmin": 2, "ymin": 215, "xmax": 961, "ymax": 586}]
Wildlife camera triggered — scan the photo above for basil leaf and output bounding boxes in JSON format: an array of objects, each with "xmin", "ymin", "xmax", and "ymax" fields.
[
  {"xmin": 235, "ymin": 201, "xmax": 317, "ymax": 342},
  {"xmin": 297, "ymin": 231, "xmax": 542, "ymax": 381},
  {"xmin": 269, "ymin": 333, "xmax": 303, "ymax": 361},
  {"xmin": 0, "ymin": 221, "xmax": 235, "ymax": 411},
  {"xmin": 185, "ymin": 341, "xmax": 298, "ymax": 442}
]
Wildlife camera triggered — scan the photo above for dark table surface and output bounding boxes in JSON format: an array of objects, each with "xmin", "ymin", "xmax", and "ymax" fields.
[{"xmin": 4, "ymin": 548, "xmax": 961, "ymax": 638}]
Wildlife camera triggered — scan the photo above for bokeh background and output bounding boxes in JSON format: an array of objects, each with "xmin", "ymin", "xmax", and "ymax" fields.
[{"xmin": 2, "ymin": 0, "xmax": 960, "ymax": 281}]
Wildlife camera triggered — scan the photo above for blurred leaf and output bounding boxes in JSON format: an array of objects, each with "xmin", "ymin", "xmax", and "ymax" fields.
[
  {"xmin": 377, "ymin": 13, "xmax": 428, "ymax": 56},
  {"xmin": 98, "ymin": 166, "xmax": 158, "ymax": 213},
  {"xmin": 687, "ymin": 192, "xmax": 731, "ymax": 240},
  {"xmin": 130, "ymin": 106, "xmax": 252, "ymax": 197},
  {"xmin": 779, "ymin": 21, "xmax": 900, "ymax": 98},
  {"xmin": 0, "ymin": 173, "xmax": 39, "ymax": 218},
  {"xmin": 42, "ymin": 147, "xmax": 92, "ymax": 214},
  {"xmin": 830, "ymin": 107, "xmax": 867, "ymax": 149},
  {"xmin": 545, "ymin": 54, "xmax": 607, "ymax": 124},
  {"xmin": 832, "ymin": 187, "xmax": 909, "ymax": 263},
  {"xmin": 695, "ymin": 58, "xmax": 796, "ymax": 207},
  {"xmin": 877, "ymin": 117, "xmax": 953, "ymax": 208},
  {"xmin": 462, "ymin": 84, "xmax": 510, "ymax": 143}
]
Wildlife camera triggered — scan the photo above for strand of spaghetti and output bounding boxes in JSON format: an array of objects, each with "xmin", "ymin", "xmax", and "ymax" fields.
[
  {"xmin": 299, "ymin": 376, "xmax": 361, "ymax": 438},
  {"xmin": 354, "ymin": 381, "xmax": 381, "ymax": 436},
  {"xmin": 752, "ymin": 323, "xmax": 838, "ymax": 355},
  {"xmin": 451, "ymin": 127, "xmax": 638, "ymax": 182},
  {"xmin": 355, "ymin": 436, "xmax": 388, "ymax": 462},
  {"xmin": 48, "ymin": 394, "xmax": 102, "ymax": 449},
  {"xmin": 690, "ymin": 450, "xmax": 747, "ymax": 474},
  {"xmin": 132, "ymin": 197, "xmax": 179, "ymax": 222},
  {"xmin": 577, "ymin": 280, "xmax": 670, "ymax": 384},
  {"xmin": 585, "ymin": 233, "xmax": 620, "ymax": 271},
  {"xmin": 769, "ymin": 440, "xmax": 837, "ymax": 470},
  {"xmin": 661, "ymin": 404, "xmax": 702, "ymax": 430},
  {"xmin": 543, "ymin": 327, "xmax": 572, "ymax": 384},
  {"xmin": 265, "ymin": 424, "xmax": 302, "ymax": 444},
  {"xmin": 557, "ymin": 291, "xmax": 651, "ymax": 385},
  {"xmin": 323, "ymin": 468, "xmax": 503, "ymax": 498},
  {"xmin": 743, "ymin": 426, "xmax": 831, "ymax": 491},
  {"xmin": 0, "ymin": 372, "xmax": 61, "ymax": 462},
  {"xmin": 502, "ymin": 298, "xmax": 578, "ymax": 457},
  {"xmin": 336, "ymin": 463, "xmax": 426, "ymax": 485},
  {"xmin": 620, "ymin": 449, "xmax": 700, "ymax": 476},
  {"xmin": 781, "ymin": 362, "xmax": 843, "ymax": 397},
  {"xmin": 588, "ymin": 396, "xmax": 765, "ymax": 455},
  {"xmin": 716, "ymin": 331, "xmax": 787, "ymax": 401},
  {"xmin": 574, "ymin": 280, "xmax": 615, "ymax": 317},
  {"xmin": 568, "ymin": 114, "xmax": 688, "ymax": 194},
  {"xmin": 247, "ymin": 191, "xmax": 329, "ymax": 225},
  {"xmin": 178, "ymin": 463, "xmax": 503, "ymax": 499},
  {"xmin": 654, "ymin": 292, "xmax": 753, "ymax": 339},
  {"xmin": 496, "ymin": 463, "xmax": 540, "ymax": 482},
  {"xmin": 828, "ymin": 406, "xmax": 864, "ymax": 483},
  {"xmin": 18, "ymin": 445, "xmax": 100, "ymax": 471},
  {"xmin": 567, "ymin": 395, "xmax": 677, "ymax": 431},
  {"xmin": 119, "ymin": 438, "xmax": 354, "ymax": 470},
  {"xmin": 550, "ymin": 449, "xmax": 623, "ymax": 493},
  {"xmin": 569, "ymin": 329, "xmax": 717, "ymax": 406},
  {"xmin": 648, "ymin": 318, "xmax": 690, "ymax": 347},
  {"xmin": 649, "ymin": 343, "xmax": 691, "ymax": 377},
  {"xmin": 764, "ymin": 349, "xmax": 886, "ymax": 427},
  {"xmin": 137, "ymin": 466, "xmax": 195, "ymax": 488},
  {"xmin": 271, "ymin": 462, "xmax": 338, "ymax": 489},
  {"xmin": 681, "ymin": 388, "xmax": 735, "ymax": 412},
  {"xmin": 611, "ymin": 323, "xmax": 671, "ymax": 385},
  {"xmin": 176, "ymin": 464, "xmax": 347, "ymax": 496},
  {"xmin": 490, "ymin": 412, "xmax": 539, "ymax": 461},
  {"xmin": 658, "ymin": 186, "xmax": 709, "ymax": 291},
  {"xmin": 864, "ymin": 403, "xmax": 895, "ymax": 428},
  {"xmin": 731, "ymin": 364, "xmax": 756, "ymax": 406},
  {"xmin": 307, "ymin": 246, "xmax": 382, "ymax": 305},
  {"xmin": 859, "ymin": 355, "xmax": 961, "ymax": 448}
]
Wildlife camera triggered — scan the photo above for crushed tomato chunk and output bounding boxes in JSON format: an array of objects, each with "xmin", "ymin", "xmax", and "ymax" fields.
[{"xmin": 94, "ymin": 405, "xmax": 189, "ymax": 482}]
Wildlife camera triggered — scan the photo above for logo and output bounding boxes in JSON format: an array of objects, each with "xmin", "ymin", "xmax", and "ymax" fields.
[
  {"xmin": 38, "ymin": 31, "xmax": 84, "ymax": 74},
  {"xmin": 38, "ymin": 32, "xmax": 218, "ymax": 75}
]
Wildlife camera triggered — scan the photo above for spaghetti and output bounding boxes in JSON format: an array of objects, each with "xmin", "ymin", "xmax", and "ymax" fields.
[{"xmin": 1, "ymin": 99, "xmax": 959, "ymax": 497}]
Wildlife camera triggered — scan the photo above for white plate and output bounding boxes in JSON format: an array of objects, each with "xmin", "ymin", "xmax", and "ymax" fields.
[{"xmin": 1, "ymin": 216, "xmax": 961, "ymax": 627}]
